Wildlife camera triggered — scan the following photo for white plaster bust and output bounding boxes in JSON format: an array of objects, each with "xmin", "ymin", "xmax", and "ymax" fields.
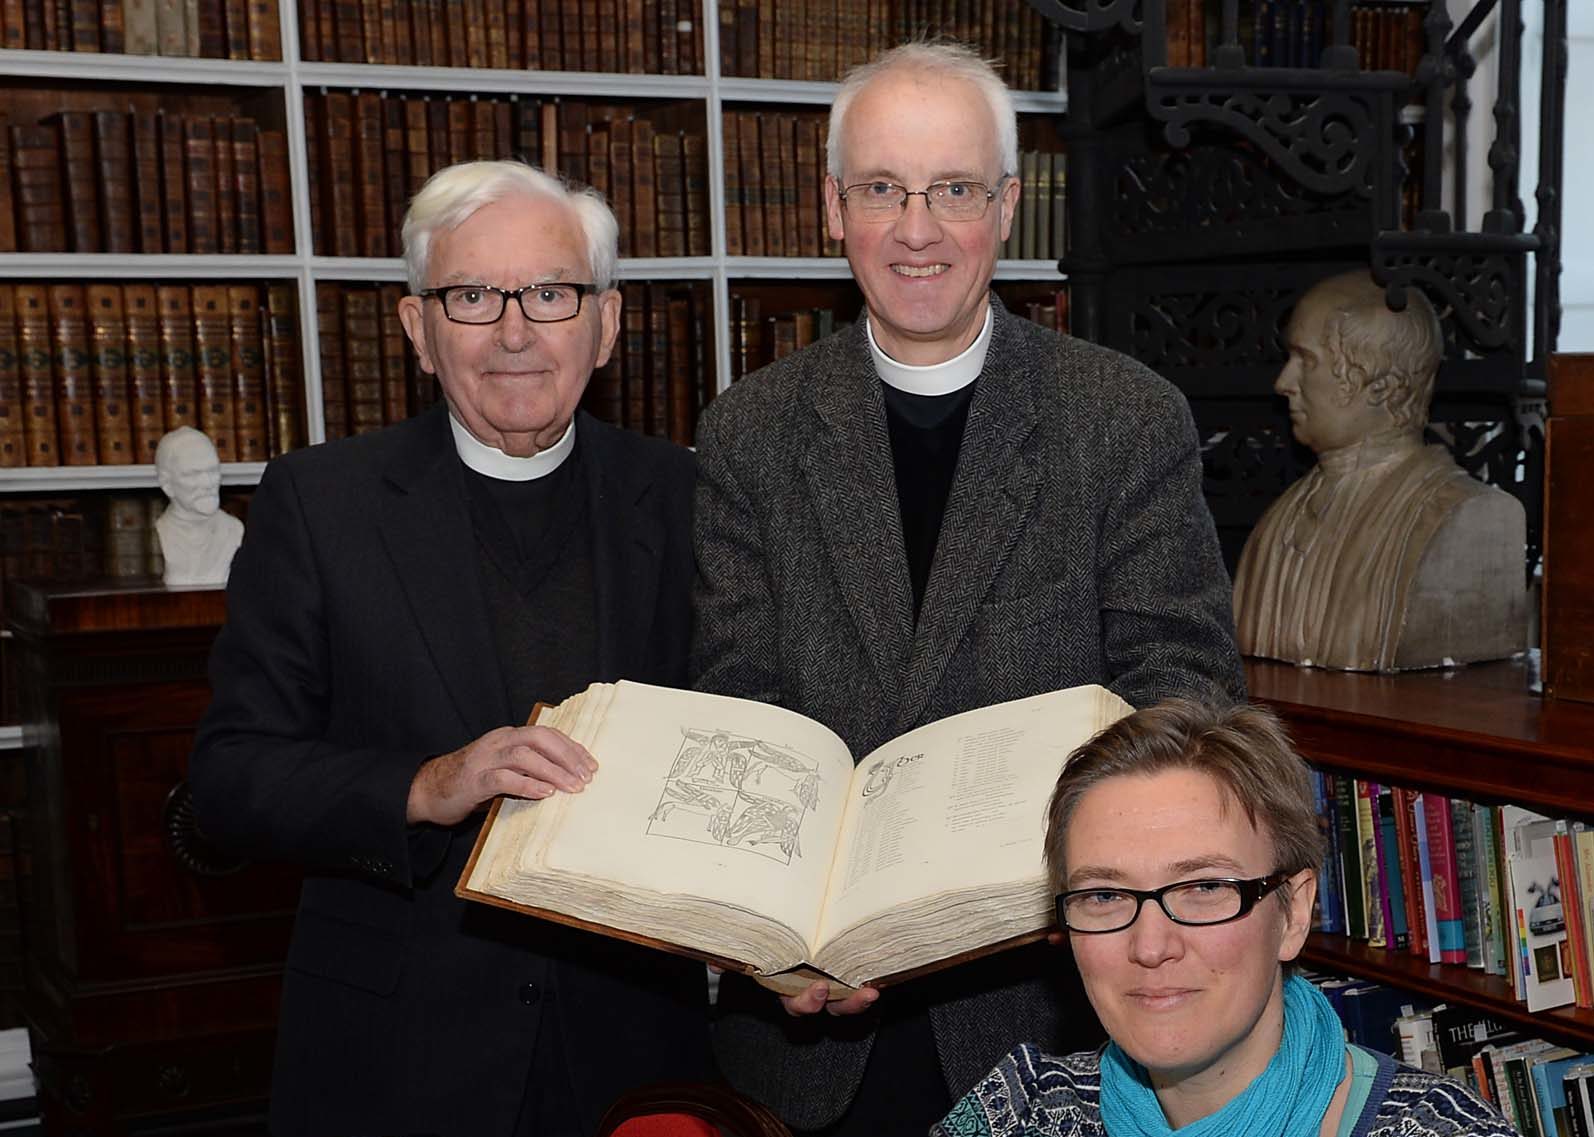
[
  {"xmin": 1232, "ymin": 271, "xmax": 1528, "ymax": 672},
  {"xmin": 154, "ymin": 426, "xmax": 243, "ymax": 587}
]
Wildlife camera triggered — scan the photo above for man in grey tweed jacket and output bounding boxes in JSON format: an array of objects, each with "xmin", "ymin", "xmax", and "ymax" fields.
[{"xmin": 692, "ymin": 43, "xmax": 1244, "ymax": 1136}]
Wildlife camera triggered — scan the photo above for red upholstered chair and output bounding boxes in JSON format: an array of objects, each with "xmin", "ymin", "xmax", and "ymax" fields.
[{"xmin": 597, "ymin": 1081, "xmax": 792, "ymax": 1137}]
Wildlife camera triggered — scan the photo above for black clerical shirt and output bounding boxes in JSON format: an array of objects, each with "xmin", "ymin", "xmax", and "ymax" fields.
[{"xmin": 882, "ymin": 379, "xmax": 977, "ymax": 620}]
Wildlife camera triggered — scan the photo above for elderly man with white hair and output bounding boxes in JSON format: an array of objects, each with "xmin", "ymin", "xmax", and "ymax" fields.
[{"xmin": 190, "ymin": 160, "xmax": 709, "ymax": 1137}]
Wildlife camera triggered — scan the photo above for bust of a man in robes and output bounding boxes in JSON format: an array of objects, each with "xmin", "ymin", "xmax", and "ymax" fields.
[
  {"xmin": 155, "ymin": 426, "xmax": 244, "ymax": 587},
  {"xmin": 1233, "ymin": 271, "xmax": 1528, "ymax": 672}
]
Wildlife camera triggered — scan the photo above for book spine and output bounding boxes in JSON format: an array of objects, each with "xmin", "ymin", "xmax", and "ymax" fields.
[
  {"xmin": 93, "ymin": 111, "xmax": 135, "ymax": 254},
  {"xmin": 1453, "ymin": 799, "xmax": 1485, "ymax": 968},
  {"xmin": 212, "ymin": 115, "xmax": 238, "ymax": 254},
  {"xmin": 263, "ymin": 283, "xmax": 303, "ymax": 454},
  {"xmin": 1377, "ymin": 786, "xmax": 1410, "ymax": 949},
  {"xmin": 10, "ymin": 124, "xmax": 66, "ymax": 252},
  {"xmin": 620, "ymin": 282, "xmax": 645, "ymax": 430},
  {"xmin": 340, "ymin": 286, "xmax": 382, "ymax": 435},
  {"xmin": 354, "ymin": 92, "xmax": 388, "ymax": 258},
  {"xmin": 184, "ymin": 115, "xmax": 219, "ymax": 255},
  {"xmin": 377, "ymin": 283, "xmax": 407, "ymax": 425},
  {"xmin": 1414, "ymin": 794, "xmax": 1442, "ymax": 963},
  {"xmin": 191, "ymin": 285, "xmax": 236, "ymax": 460},
  {"xmin": 231, "ymin": 118, "xmax": 262, "ymax": 255},
  {"xmin": 0, "ymin": 125, "xmax": 14, "ymax": 253},
  {"xmin": 315, "ymin": 282, "xmax": 347, "ymax": 441},
  {"xmin": 721, "ymin": 113, "xmax": 743, "ymax": 256},
  {"xmin": 632, "ymin": 117, "xmax": 658, "ymax": 258},
  {"xmin": 129, "ymin": 114, "xmax": 164, "ymax": 254},
  {"xmin": 258, "ymin": 130, "xmax": 293, "ymax": 253},
  {"xmin": 382, "ymin": 98, "xmax": 407, "ymax": 261},
  {"xmin": 646, "ymin": 282, "xmax": 669, "ymax": 436},
  {"xmin": 158, "ymin": 112, "xmax": 189, "ymax": 253},
  {"xmin": 53, "ymin": 112, "xmax": 101, "ymax": 252},
  {"xmin": 322, "ymin": 92, "xmax": 359, "ymax": 257},
  {"xmin": 1425, "ymin": 794, "xmax": 1467, "ymax": 964},
  {"xmin": 1334, "ymin": 774, "xmax": 1365, "ymax": 938},
  {"xmin": 1392, "ymin": 786, "xmax": 1427, "ymax": 956},
  {"xmin": 0, "ymin": 286, "xmax": 20, "ymax": 467},
  {"xmin": 1355, "ymin": 780, "xmax": 1387, "ymax": 948},
  {"xmin": 122, "ymin": 284, "xmax": 165, "ymax": 464},
  {"xmin": 226, "ymin": 285, "xmax": 267, "ymax": 462},
  {"xmin": 86, "ymin": 284, "xmax": 133, "ymax": 464},
  {"xmin": 15, "ymin": 284, "xmax": 58, "ymax": 465},
  {"xmin": 48, "ymin": 284, "xmax": 97, "ymax": 466},
  {"xmin": 156, "ymin": 284, "xmax": 198, "ymax": 431},
  {"xmin": 247, "ymin": 0, "xmax": 278, "ymax": 56}
]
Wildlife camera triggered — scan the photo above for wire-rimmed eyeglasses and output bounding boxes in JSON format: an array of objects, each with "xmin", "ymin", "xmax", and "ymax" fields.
[
  {"xmin": 1055, "ymin": 872, "xmax": 1293, "ymax": 935},
  {"xmin": 838, "ymin": 179, "xmax": 1005, "ymax": 222},
  {"xmin": 418, "ymin": 282, "xmax": 598, "ymax": 325}
]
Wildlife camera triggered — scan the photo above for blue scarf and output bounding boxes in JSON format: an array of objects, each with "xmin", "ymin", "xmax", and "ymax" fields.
[{"xmin": 1099, "ymin": 973, "xmax": 1346, "ymax": 1136}]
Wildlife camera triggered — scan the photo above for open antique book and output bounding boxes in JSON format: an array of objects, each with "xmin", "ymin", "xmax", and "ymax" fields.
[{"xmin": 458, "ymin": 681, "xmax": 1131, "ymax": 990}]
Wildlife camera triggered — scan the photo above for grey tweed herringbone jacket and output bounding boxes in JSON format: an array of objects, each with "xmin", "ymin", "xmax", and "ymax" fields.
[{"xmin": 690, "ymin": 298, "xmax": 1244, "ymax": 1131}]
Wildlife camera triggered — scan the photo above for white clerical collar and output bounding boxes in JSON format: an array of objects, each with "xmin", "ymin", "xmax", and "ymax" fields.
[
  {"xmin": 448, "ymin": 413, "xmax": 575, "ymax": 481},
  {"xmin": 867, "ymin": 305, "xmax": 993, "ymax": 396}
]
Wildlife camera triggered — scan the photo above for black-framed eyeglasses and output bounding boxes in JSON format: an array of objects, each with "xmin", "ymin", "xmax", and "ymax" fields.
[
  {"xmin": 838, "ymin": 178, "xmax": 1005, "ymax": 222},
  {"xmin": 418, "ymin": 282, "xmax": 598, "ymax": 325},
  {"xmin": 1056, "ymin": 872, "xmax": 1293, "ymax": 935}
]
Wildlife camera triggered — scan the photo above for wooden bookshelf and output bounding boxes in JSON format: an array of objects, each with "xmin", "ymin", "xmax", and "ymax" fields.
[{"xmin": 1250, "ymin": 656, "xmax": 1594, "ymax": 1049}]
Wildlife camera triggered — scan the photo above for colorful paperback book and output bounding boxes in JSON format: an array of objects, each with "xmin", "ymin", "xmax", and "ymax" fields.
[
  {"xmin": 1413, "ymin": 795, "xmax": 1443, "ymax": 964},
  {"xmin": 1424, "ymin": 794, "xmax": 1467, "ymax": 964},
  {"xmin": 1504, "ymin": 804, "xmax": 1576, "ymax": 1013},
  {"xmin": 1529, "ymin": 1048, "xmax": 1590, "ymax": 1137},
  {"xmin": 1335, "ymin": 775, "xmax": 1365, "ymax": 938},
  {"xmin": 1480, "ymin": 804, "xmax": 1506, "ymax": 976},
  {"xmin": 1356, "ymin": 780, "xmax": 1387, "ymax": 948},
  {"xmin": 1313, "ymin": 771, "xmax": 1346, "ymax": 935},
  {"xmin": 1453, "ymin": 799, "xmax": 1485, "ymax": 967},
  {"xmin": 1378, "ymin": 785, "xmax": 1410, "ymax": 950}
]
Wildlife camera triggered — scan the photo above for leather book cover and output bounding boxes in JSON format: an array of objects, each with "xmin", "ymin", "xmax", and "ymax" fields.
[
  {"xmin": 538, "ymin": 0, "xmax": 559, "ymax": 69},
  {"xmin": 795, "ymin": 115, "xmax": 820, "ymax": 257},
  {"xmin": 353, "ymin": 92, "xmax": 387, "ymax": 258},
  {"xmin": 382, "ymin": 98, "xmax": 407, "ymax": 259},
  {"xmin": 606, "ymin": 116, "xmax": 632, "ymax": 257},
  {"xmin": 0, "ymin": 286, "xmax": 21, "ymax": 467},
  {"xmin": 229, "ymin": 119, "xmax": 259, "ymax": 253},
  {"xmin": 222, "ymin": 0, "xmax": 247, "ymax": 57},
  {"xmin": 212, "ymin": 114, "xmax": 238, "ymax": 254},
  {"xmin": 715, "ymin": 0, "xmax": 733, "ymax": 76},
  {"xmin": 390, "ymin": 0, "xmax": 410, "ymax": 64},
  {"xmin": 376, "ymin": 0, "xmax": 396, "ymax": 62},
  {"xmin": 183, "ymin": 115, "xmax": 219, "ymax": 255},
  {"xmin": 156, "ymin": 284, "xmax": 198, "ymax": 430},
  {"xmin": 0, "ymin": 0, "xmax": 23, "ymax": 45},
  {"xmin": 586, "ymin": 122, "xmax": 610, "ymax": 203},
  {"xmin": 42, "ymin": 112, "xmax": 99, "ymax": 252},
  {"xmin": 683, "ymin": 131, "xmax": 707, "ymax": 256},
  {"xmin": 578, "ymin": 0, "xmax": 597, "ymax": 70},
  {"xmin": 719, "ymin": 116, "xmax": 742, "ymax": 256},
  {"xmin": 733, "ymin": 0, "xmax": 754, "ymax": 76},
  {"xmin": 248, "ymin": 0, "xmax": 279, "ymax": 59},
  {"xmin": 652, "ymin": 131, "xmax": 685, "ymax": 258},
  {"xmin": 469, "ymin": 96, "xmax": 494, "ymax": 160},
  {"xmin": 426, "ymin": 97, "xmax": 450, "ymax": 187},
  {"xmin": 257, "ymin": 126, "xmax": 292, "ymax": 254},
  {"xmin": 656, "ymin": 0, "xmax": 676, "ymax": 73},
  {"xmin": 0, "ymin": 120, "xmax": 14, "ymax": 253},
  {"xmin": 68, "ymin": 0, "xmax": 98, "ymax": 48},
  {"xmin": 340, "ymin": 286, "xmax": 384, "ymax": 435},
  {"xmin": 330, "ymin": 0, "xmax": 358, "ymax": 62},
  {"xmin": 157, "ymin": 112, "xmax": 188, "ymax": 251},
  {"xmin": 226, "ymin": 285, "xmax": 267, "ymax": 462},
  {"xmin": 196, "ymin": 0, "xmax": 225, "ymax": 55},
  {"xmin": 445, "ymin": 97, "xmax": 469, "ymax": 166},
  {"xmin": 130, "ymin": 113, "xmax": 163, "ymax": 252},
  {"xmin": 666, "ymin": 288, "xmax": 692, "ymax": 446},
  {"xmin": 492, "ymin": 98, "xmax": 512, "ymax": 160},
  {"xmin": 404, "ymin": 98, "xmax": 430, "ymax": 202},
  {"xmin": 645, "ymin": 282, "xmax": 668, "ymax": 436},
  {"xmin": 483, "ymin": 0, "xmax": 506, "ymax": 68},
  {"xmin": 47, "ymin": 284, "xmax": 97, "ymax": 467},
  {"xmin": 377, "ymin": 283, "xmax": 407, "ymax": 426},
  {"xmin": 520, "ymin": 0, "xmax": 538, "ymax": 67},
  {"xmin": 631, "ymin": 117, "xmax": 657, "ymax": 258},
  {"xmin": 86, "ymin": 284, "xmax": 133, "ymax": 465},
  {"xmin": 122, "ymin": 284, "xmax": 165, "ymax": 463},
  {"xmin": 503, "ymin": 0, "xmax": 519, "ymax": 68},
  {"xmin": 737, "ymin": 111, "xmax": 764, "ymax": 256},
  {"xmin": 619, "ymin": 284, "xmax": 645, "ymax": 431},
  {"xmin": 20, "ymin": 0, "xmax": 43, "ymax": 47},
  {"xmin": 264, "ymin": 283, "xmax": 303, "ymax": 453},
  {"xmin": 1033, "ymin": 149, "xmax": 1052, "ymax": 262},
  {"xmin": 309, "ymin": 0, "xmax": 331, "ymax": 57},
  {"xmin": 357, "ymin": 0, "xmax": 380, "ymax": 60},
  {"xmin": 15, "ymin": 284, "xmax": 57, "ymax": 465},
  {"xmin": 191, "ymin": 284, "xmax": 237, "ymax": 461},
  {"xmin": 641, "ymin": 0, "xmax": 658, "ymax": 73},
  {"xmin": 315, "ymin": 282, "xmax": 348, "ymax": 442},
  {"xmin": 405, "ymin": 0, "xmax": 428, "ymax": 65},
  {"xmin": 754, "ymin": 0, "xmax": 771, "ymax": 75},
  {"xmin": 537, "ymin": 98, "xmax": 558, "ymax": 173},
  {"xmin": 425, "ymin": 0, "xmax": 444, "ymax": 67},
  {"xmin": 303, "ymin": 96, "xmax": 326, "ymax": 252},
  {"xmin": 557, "ymin": 98, "xmax": 587, "ymax": 186},
  {"xmin": 321, "ymin": 92, "xmax": 359, "ymax": 257},
  {"xmin": 780, "ymin": 114, "xmax": 799, "ymax": 257},
  {"xmin": 90, "ymin": 113, "xmax": 131, "ymax": 253},
  {"xmin": 460, "ymin": 0, "xmax": 484, "ymax": 66},
  {"xmin": 758, "ymin": 111, "xmax": 784, "ymax": 258},
  {"xmin": 122, "ymin": 0, "xmax": 155, "ymax": 50}
]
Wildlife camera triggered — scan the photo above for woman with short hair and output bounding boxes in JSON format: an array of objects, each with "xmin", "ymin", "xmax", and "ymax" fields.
[{"xmin": 933, "ymin": 699, "xmax": 1514, "ymax": 1137}]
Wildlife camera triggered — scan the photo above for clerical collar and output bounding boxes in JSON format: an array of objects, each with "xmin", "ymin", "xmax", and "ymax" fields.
[
  {"xmin": 867, "ymin": 305, "xmax": 993, "ymax": 395},
  {"xmin": 449, "ymin": 413, "xmax": 575, "ymax": 481},
  {"xmin": 1315, "ymin": 432, "xmax": 1418, "ymax": 479}
]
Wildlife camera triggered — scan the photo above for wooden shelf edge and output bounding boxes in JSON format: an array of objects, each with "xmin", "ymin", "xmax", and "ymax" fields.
[
  {"xmin": 0, "ymin": 462, "xmax": 266, "ymax": 493},
  {"xmin": 1302, "ymin": 933, "xmax": 1594, "ymax": 1048}
]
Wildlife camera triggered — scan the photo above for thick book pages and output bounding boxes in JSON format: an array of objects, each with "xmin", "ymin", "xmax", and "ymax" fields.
[{"xmin": 460, "ymin": 681, "xmax": 1131, "ymax": 989}]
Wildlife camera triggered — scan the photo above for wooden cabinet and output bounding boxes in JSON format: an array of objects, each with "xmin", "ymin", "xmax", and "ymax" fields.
[
  {"xmin": 1248, "ymin": 656, "xmax": 1594, "ymax": 1049},
  {"xmin": 5, "ymin": 580, "xmax": 298, "ymax": 1136}
]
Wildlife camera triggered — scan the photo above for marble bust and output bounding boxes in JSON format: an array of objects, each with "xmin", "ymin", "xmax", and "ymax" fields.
[
  {"xmin": 154, "ymin": 426, "xmax": 244, "ymax": 587},
  {"xmin": 1232, "ymin": 271, "xmax": 1528, "ymax": 672}
]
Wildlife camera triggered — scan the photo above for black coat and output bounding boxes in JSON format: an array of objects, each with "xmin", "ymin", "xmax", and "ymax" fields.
[{"xmin": 192, "ymin": 406, "xmax": 710, "ymax": 1137}]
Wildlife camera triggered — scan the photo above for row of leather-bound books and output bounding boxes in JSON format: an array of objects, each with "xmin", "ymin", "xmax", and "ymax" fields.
[
  {"xmin": 1003, "ymin": 151, "xmax": 1067, "ymax": 263},
  {"xmin": 722, "ymin": 110, "xmax": 838, "ymax": 260},
  {"xmin": 0, "ymin": 109, "xmax": 293, "ymax": 256},
  {"xmin": 719, "ymin": 0, "xmax": 1061, "ymax": 89},
  {"xmin": 1166, "ymin": 0, "xmax": 1426, "ymax": 73},
  {"xmin": 0, "ymin": 0, "xmax": 279, "ymax": 55},
  {"xmin": 298, "ymin": 0, "xmax": 702, "ymax": 72},
  {"xmin": 305, "ymin": 93, "xmax": 711, "ymax": 261},
  {"xmin": 314, "ymin": 282, "xmax": 440, "ymax": 444},
  {"xmin": 0, "ymin": 282, "xmax": 305, "ymax": 469}
]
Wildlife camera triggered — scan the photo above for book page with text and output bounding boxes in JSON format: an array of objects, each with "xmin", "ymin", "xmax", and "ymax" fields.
[
  {"xmin": 813, "ymin": 685, "xmax": 1131, "ymax": 950},
  {"xmin": 537, "ymin": 681, "xmax": 858, "ymax": 949}
]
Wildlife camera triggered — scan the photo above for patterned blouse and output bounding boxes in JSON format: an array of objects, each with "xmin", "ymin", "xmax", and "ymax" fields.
[{"xmin": 932, "ymin": 1044, "xmax": 1519, "ymax": 1137}]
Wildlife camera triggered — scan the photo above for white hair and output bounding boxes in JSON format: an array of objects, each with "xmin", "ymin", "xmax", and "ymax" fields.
[
  {"xmin": 400, "ymin": 160, "xmax": 619, "ymax": 293},
  {"xmin": 826, "ymin": 41, "xmax": 1019, "ymax": 182}
]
